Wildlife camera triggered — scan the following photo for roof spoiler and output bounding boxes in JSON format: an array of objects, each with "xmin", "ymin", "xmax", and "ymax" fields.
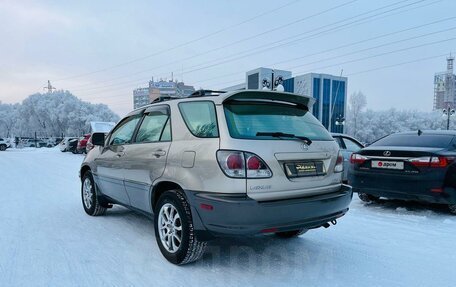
[{"xmin": 223, "ymin": 90, "xmax": 315, "ymax": 108}]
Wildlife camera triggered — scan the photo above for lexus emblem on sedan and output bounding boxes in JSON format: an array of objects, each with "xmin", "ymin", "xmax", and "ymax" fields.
[{"xmin": 383, "ymin": 151, "xmax": 391, "ymax": 157}]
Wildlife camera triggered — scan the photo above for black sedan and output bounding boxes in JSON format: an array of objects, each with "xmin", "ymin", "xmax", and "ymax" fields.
[{"xmin": 348, "ymin": 130, "xmax": 456, "ymax": 213}]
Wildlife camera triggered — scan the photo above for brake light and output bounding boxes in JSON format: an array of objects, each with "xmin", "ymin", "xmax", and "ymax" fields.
[
  {"xmin": 227, "ymin": 154, "xmax": 243, "ymax": 170},
  {"xmin": 409, "ymin": 156, "xmax": 452, "ymax": 168},
  {"xmin": 350, "ymin": 153, "xmax": 367, "ymax": 164},
  {"xmin": 245, "ymin": 153, "xmax": 272, "ymax": 178},
  {"xmin": 430, "ymin": 157, "xmax": 447, "ymax": 168},
  {"xmin": 217, "ymin": 150, "xmax": 272, "ymax": 178},
  {"xmin": 334, "ymin": 151, "xmax": 344, "ymax": 173}
]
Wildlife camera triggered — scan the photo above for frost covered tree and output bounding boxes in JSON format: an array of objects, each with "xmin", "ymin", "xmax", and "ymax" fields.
[
  {"xmin": 0, "ymin": 91, "xmax": 119, "ymax": 137},
  {"xmin": 0, "ymin": 102, "xmax": 20, "ymax": 137},
  {"xmin": 344, "ymin": 91, "xmax": 450, "ymax": 144},
  {"xmin": 346, "ymin": 91, "xmax": 367, "ymax": 138}
]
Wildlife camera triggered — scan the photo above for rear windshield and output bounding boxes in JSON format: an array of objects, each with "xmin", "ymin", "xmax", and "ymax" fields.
[
  {"xmin": 223, "ymin": 101, "xmax": 333, "ymax": 141},
  {"xmin": 371, "ymin": 134, "xmax": 455, "ymax": 148}
]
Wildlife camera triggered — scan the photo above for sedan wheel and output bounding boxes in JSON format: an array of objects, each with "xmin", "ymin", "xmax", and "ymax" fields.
[
  {"xmin": 449, "ymin": 204, "xmax": 456, "ymax": 215},
  {"xmin": 358, "ymin": 192, "xmax": 380, "ymax": 203}
]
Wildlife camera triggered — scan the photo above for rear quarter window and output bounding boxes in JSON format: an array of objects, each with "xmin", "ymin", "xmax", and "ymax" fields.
[{"xmin": 178, "ymin": 101, "xmax": 219, "ymax": 138}]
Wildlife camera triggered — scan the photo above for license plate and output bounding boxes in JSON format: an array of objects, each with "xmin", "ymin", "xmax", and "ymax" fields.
[
  {"xmin": 284, "ymin": 161, "xmax": 325, "ymax": 177},
  {"xmin": 371, "ymin": 160, "xmax": 404, "ymax": 170}
]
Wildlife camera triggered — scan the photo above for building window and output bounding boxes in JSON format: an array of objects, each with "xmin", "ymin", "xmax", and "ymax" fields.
[
  {"xmin": 312, "ymin": 78, "xmax": 321, "ymax": 119},
  {"xmin": 331, "ymin": 80, "xmax": 345, "ymax": 133},
  {"xmin": 322, "ymin": 79, "xmax": 331, "ymax": 129}
]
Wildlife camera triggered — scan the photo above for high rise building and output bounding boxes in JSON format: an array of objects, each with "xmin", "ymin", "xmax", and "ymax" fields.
[
  {"xmin": 223, "ymin": 68, "xmax": 347, "ymax": 133},
  {"xmin": 284, "ymin": 73, "xmax": 347, "ymax": 133},
  {"xmin": 434, "ymin": 56, "xmax": 456, "ymax": 110},
  {"xmin": 133, "ymin": 79, "xmax": 195, "ymax": 109}
]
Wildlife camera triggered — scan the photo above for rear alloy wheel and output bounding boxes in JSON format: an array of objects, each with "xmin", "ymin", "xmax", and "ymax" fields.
[
  {"xmin": 154, "ymin": 190, "xmax": 206, "ymax": 265},
  {"xmin": 449, "ymin": 204, "xmax": 456, "ymax": 215},
  {"xmin": 276, "ymin": 229, "xmax": 308, "ymax": 238},
  {"xmin": 81, "ymin": 171, "xmax": 106, "ymax": 216},
  {"xmin": 358, "ymin": 192, "xmax": 380, "ymax": 203}
]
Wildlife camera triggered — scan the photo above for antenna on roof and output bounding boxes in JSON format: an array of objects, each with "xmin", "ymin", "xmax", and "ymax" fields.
[{"xmin": 418, "ymin": 129, "xmax": 423, "ymax": 136}]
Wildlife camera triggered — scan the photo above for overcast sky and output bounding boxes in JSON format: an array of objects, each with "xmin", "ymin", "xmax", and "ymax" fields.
[{"xmin": 0, "ymin": 0, "xmax": 455, "ymax": 117}]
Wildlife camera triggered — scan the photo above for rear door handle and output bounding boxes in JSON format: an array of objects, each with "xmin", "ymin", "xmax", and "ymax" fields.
[
  {"xmin": 116, "ymin": 151, "xmax": 125, "ymax": 158},
  {"xmin": 152, "ymin": 150, "xmax": 166, "ymax": 158}
]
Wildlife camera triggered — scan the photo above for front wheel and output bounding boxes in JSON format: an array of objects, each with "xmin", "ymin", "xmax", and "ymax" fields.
[
  {"xmin": 81, "ymin": 171, "xmax": 106, "ymax": 216},
  {"xmin": 358, "ymin": 192, "xmax": 380, "ymax": 203},
  {"xmin": 276, "ymin": 229, "xmax": 308, "ymax": 238},
  {"xmin": 154, "ymin": 190, "xmax": 206, "ymax": 265},
  {"xmin": 0, "ymin": 145, "xmax": 6, "ymax": 151}
]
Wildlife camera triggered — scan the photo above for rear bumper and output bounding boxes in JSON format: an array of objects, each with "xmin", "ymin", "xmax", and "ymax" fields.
[
  {"xmin": 349, "ymin": 169, "xmax": 456, "ymax": 204},
  {"xmin": 184, "ymin": 184, "xmax": 352, "ymax": 239}
]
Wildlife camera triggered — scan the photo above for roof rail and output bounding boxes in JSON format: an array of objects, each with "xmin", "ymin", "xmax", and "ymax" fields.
[
  {"xmin": 150, "ymin": 96, "xmax": 180, "ymax": 104},
  {"xmin": 189, "ymin": 89, "xmax": 226, "ymax": 97}
]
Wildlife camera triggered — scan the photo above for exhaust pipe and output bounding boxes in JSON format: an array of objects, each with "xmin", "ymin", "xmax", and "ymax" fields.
[{"xmin": 322, "ymin": 219, "xmax": 338, "ymax": 228}]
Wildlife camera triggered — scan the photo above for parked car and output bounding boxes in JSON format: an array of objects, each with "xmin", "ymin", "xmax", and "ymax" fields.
[
  {"xmin": 76, "ymin": 134, "xmax": 91, "ymax": 154},
  {"xmin": 0, "ymin": 138, "xmax": 11, "ymax": 151},
  {"xmin": 349, "ymin": 130, "xmax": 456, "ymax": 213},
  {"xmin": 80, "ymin": 90, "xmax": 352, "ymax": 265},
  {"xmin": 332, "ymin": 133, "xmax": 364, "ymax": 183},
  {"xmin": 85, "ymin": 134, "xmax": 94, "ymax": 153},
  {"xmin": 59, "ymin": 137, "xmax": 78, "ymax": 152}
]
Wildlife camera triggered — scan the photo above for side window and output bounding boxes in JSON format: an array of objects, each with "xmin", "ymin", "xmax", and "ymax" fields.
[
  {"xmin": 343, "ymin": 137, "xmax": 363, "ymax": 152},
  {"xmin": 135, "ymin": 110, "xmax": 171, "ymax": 143},
  {"xmin": 178, "ymin": 101, "xmax": 219, "ymax": 138},
  {"xmin": 109, "ymin": 116, "xmax": 140, "ymax": 146}
]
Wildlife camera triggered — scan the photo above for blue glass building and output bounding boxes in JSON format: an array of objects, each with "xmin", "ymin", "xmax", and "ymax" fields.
[{"xmin": 224, "ymin": 68, "xmax": 348, "ymax": 133}]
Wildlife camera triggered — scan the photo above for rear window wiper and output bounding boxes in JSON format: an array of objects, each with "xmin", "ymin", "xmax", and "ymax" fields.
[{"xmin": 256, "ymin": 132, "xmax": 312, "ymax": 145}]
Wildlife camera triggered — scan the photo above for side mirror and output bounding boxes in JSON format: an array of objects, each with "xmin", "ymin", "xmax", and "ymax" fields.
[{"xmin": 92, "ymin": 132, "xmax": 105, "ymax": 147}]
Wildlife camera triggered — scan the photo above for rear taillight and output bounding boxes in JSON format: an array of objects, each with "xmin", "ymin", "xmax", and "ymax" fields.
[
  {"xmin": 350, "ymin": 153, "xmax": 367, "ymax": 164},
  {"xmin": 217, "ymin": 150, "xmax": 272, "ymax": 178},
  {"xmin": 334, "ymin": 151, "xmax": 344, "ymax": 173},
  {"xmin": 409, "ymin": 156, "xmax": 452, "ymax": 168},
  {"xmin": 245, "ymin": 152, "xmax": 272, "ymax": 178}
]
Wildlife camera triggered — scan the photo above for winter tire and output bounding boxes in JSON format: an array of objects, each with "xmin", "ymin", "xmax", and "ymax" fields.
[
  {"xmin": 81, "ymin": 171, "xmax": 106, "ymax": 216},
  {"xmin": 154, "ymin": 190, "xmax": 206, "ymax": 265},
  {"xmin": 276, "ymin": 228, "xmax": 308, "ymax": 238},
  {"xmin": 358, "ymin": 192, "xmax": 379, "ymax": 203}
]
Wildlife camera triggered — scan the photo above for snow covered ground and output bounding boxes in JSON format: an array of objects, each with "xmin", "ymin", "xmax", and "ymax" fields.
[{"xmin": 0, "ymin": 148, "xmax": 455, "ymax": 287}]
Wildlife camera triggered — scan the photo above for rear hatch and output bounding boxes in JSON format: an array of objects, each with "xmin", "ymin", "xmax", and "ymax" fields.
[{"xmin": 219, "ymin": 92, "xmax": 342, "ymax": 201}]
